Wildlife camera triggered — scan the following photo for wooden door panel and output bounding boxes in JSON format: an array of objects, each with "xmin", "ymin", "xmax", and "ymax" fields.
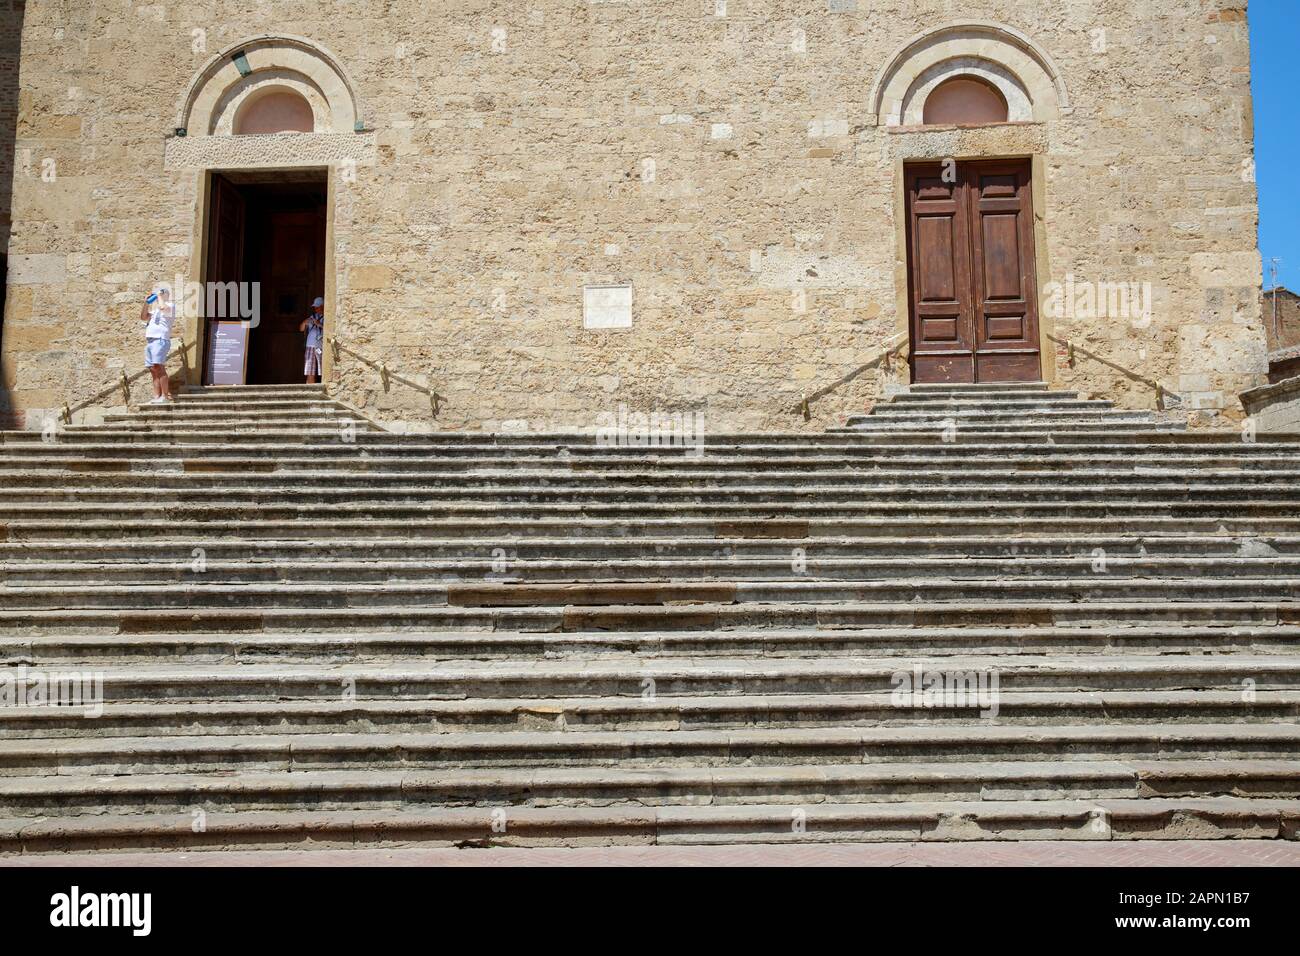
[
  {"xmin": 916, "ymin": 217, "xmax": 957, "ymax": 303},
  {"xmin": 968, "ymin": 160, "xmax": 1040, "ymax": 382},
  {"xmin": 906, "ymin": 165, "xmax": 974, "ymax": 383},
  {"xmin": 922, "ymin": 318, "xmax": 959, "ymax": 341},
  {"xmin": 906, "ymin": 159, "xmax": 1040, "ymax": 384},
  {"xmin": 986, "ymin": 316, "xmax": 1026, "ymax": 340},
  {"xmin": 208, "ymin": 176, "xmax": 245, "ymax": 295},
  {"xmin": 203, "ymin": 175, "xmax": 247, "ymax": 385},
  {"xmin": 978, "ymin": 213, "xmax": 1023, "ymax": 300},
  {"xmin": 975, "ymin": 173, "xmax": 1018, "ymax": 198}
]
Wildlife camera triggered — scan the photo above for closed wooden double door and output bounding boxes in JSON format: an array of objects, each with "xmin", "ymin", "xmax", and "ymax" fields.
[{"xmin": 905, "ymin": 160, "xmax": 1041, "ymax": 384}]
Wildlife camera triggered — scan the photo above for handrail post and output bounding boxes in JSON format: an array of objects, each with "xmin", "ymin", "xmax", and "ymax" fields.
[
  {"xmin": 327, "ymin": 335, "xmax": 443, "ymax": 421},
  {"xmin": 792, "ymin": 331, "xmax": 906, "ymax": 419},
  {"xmin": 1046, "ymin": 331, "xmax": 1180, "ymax": 409}
]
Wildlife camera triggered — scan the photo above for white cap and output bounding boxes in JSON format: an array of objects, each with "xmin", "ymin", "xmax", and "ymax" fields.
[{"xmin": 312, "ymin": 297, "xmax": 324, "ymax": 308}]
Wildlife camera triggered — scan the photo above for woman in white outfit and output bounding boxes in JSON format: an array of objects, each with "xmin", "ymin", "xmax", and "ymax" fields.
[{"xmin": 139, "ymin": 286, "xmax": 176, "ymax": 404}]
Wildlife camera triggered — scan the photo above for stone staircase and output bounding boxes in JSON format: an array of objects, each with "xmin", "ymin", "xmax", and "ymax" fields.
[
  {"xmin": 837, "ymin": 381, "xmax": 1184, "ymax": 433},
  {"xmin": 1, "ymin": 382, "xmax": 1299, "ymax": 853}
]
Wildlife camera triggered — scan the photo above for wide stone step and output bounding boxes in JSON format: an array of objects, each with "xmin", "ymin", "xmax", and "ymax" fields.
[
  {"xmin": 853, "ymin": 412, "xmax": 1159, "ymax": 427},
  {"xmin": 878, "ymin": 392, "xmax": 1090, "ymax": 406},
  {"xmin": 103, "ymin": 416, "xmax": 374, "ymax": 430},
  {"xmin": 148, "ymin": 397, "xmax": 345, "ymax": 410},
  {"xmin": 7, "ymin": 556, "xmax": 1300, "ymax": 588},
  {"xmin": 179, "ymin": 385, "xmax": 327, "ymax": 397},
  {"xmin": 907, "ymin": 382, "xmax": 1052, "ymax": 392},
  {"xmin": 0, "ymin": 534, "xmax": 1295, "ymax": 563},
  {"xmin": 837, "ymin": 422, "xmax": 1183, "ymax": 435},
  {"xmin": 5, "ymin": 499, "xmax": 1300, "ymax": 526},
  {"xmin": 8, "ymin": 458, "xmax": 1300, "ymax": 482},
  {"xmin": 7, "ymin": 624, "xmax": 1300, "ymax": 665},
  {"xmin": 0, "ymin": 759, "xmax": 1295, "ymax": 817},
  {"xmin": 2, "ymin": 691, "xmax": 1295, "ymax": 738},
  {"xmin": 9, "ymin": 516, "xmax": 1300, "ymax": 543},
  {"xmin": 6, "ymin": 437, "xmax": 1299, "ymax": 460},
  {"xmin": 5, "ymin": 467, "xmax": 1300, "ymax": 496},
  {"xmin": 128, "ymin": 396, "xmax": 348, "ymax": 410},
  {"xmin": 850, "ymin": 407, "xmax": 1156, "ymax": 423},
  {"xmin": 17, "ymin": 425, "xmax": 1194, "ymax": 446},
  {"xmin": 110, "ymin": 405, "xmax": 358, "ymax": 420},
  {"xmin": 4, "ymin": 796, "xmax": 1295, "ymax": 853},
  {"xmin": 16, "ymin": 428, "xmax": 383, "ymax": 446},
  {"xmin": 3, "ymin": 599, "xmax": 1298, "ymax": 636},
  {"xmin": 6, "ymin": 452, "xmax": 1297, "ymax": 480},
  {"xmin": 9, "ymin": 432, "xmax": 1280, "ymax": 455},
  {"xmin": 6, "ymin": 481, "xmax": 1300, "ymax": 509},
  {"xmin": 0, "ymin": 654, "xmax": 1293, "ymax": 697},
  {"xmin": 3, "ymin": 726, "xmax": 1300, "ymax": 779},
  {"xmin": 2, "ymin": 578, "xmax": 1299, "ymax": 612}
]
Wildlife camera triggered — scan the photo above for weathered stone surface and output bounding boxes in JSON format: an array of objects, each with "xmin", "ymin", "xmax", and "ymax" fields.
[
  {"xmin": 0, "ymin": 1, "xmax": 1268, "ymax": 435},
  {"xmin": 1241, "ymin": 375, "xmax": 1300, "ymax": 433},
  {"xmin": 0, "ymin": 388, "xmax": 1298, "ymax": 850}
]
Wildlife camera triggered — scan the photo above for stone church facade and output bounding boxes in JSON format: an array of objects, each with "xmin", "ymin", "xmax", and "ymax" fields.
[{"xmin": 0, "ymin": 0, "xmax": 1265, "ymax": 432}]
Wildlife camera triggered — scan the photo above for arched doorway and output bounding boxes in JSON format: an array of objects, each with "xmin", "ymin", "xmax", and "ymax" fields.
[
  {"xmin": 176, "ymin": 37, "xmax": 365, "ymax": 387},
  {"xmin": 204, "ymin": 169, "xmax": 327, "ymax": 385},
  {"xmin": 872, "ymin": 23, "xmax": 1066, "ymax": 384}
]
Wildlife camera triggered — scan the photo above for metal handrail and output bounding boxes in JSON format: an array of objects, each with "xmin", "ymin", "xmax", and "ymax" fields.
[
  {"xmin": 59, "ymin": 338, "xmax": 195, "ymax": 425},
  {"xmin": 796, "ymin": 333, "xmax": 908, "ymax": 420},
  {"xmin": 327, "ymin": 336, "xmax": 444, "ymax": 418},
  {"xmin": 1045, "ymin": 332, "xmax": 1182, "ymax": 411}
]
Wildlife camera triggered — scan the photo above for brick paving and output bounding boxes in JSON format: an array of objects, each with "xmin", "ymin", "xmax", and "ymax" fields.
[{"xmin": 3, "ymin": 841, "xmax": 1299, "ymax": 867}]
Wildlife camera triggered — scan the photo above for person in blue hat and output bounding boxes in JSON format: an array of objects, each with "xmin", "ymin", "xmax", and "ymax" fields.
[{"xmin": 299, "ymin": 296, "xmax": 325, "ymax": 384}]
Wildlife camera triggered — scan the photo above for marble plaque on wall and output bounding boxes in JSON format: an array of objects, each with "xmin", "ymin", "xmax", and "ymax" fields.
[{"xmin": 583, "ymin": 284, "xmax": 633, "ymax": 330}]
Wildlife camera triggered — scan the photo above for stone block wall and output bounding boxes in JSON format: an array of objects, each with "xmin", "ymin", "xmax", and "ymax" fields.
[{"xmin": 0, "ymin": 0, "xmax": 1267, "ymax": 432}]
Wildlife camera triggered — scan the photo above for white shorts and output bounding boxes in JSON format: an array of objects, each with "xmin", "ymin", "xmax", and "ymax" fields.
[
  {"xmin": 145, "ymin": 338, "xmax": 170, "ymax": 366},
  {"xmin": 304, "ymin": 347, "xmax": 322, "ymax": 376}
]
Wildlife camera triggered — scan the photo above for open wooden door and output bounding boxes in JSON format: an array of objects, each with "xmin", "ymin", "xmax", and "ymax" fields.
[{"xmin": 203, "ymin": 174, "xmax": 249, "ymax": 385}]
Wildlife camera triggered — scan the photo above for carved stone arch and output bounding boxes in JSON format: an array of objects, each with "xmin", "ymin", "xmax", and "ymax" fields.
[
  {"xmin": 175, "ymin": 35, "xmax": 364, "ymax": 136},
  {"xmin": 869, "ymin": 21, "xmax": 1070, "ymax": 127}
]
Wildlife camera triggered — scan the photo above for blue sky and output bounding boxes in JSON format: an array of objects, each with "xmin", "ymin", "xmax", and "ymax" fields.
[{"xmin": 1252, "ymin": 0, "xmax": 1298, "ymax": 290}]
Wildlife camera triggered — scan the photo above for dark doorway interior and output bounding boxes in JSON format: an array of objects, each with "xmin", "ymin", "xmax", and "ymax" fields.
[{"xmin": 204, "ymin": 170, "xmax": 327, "ymax": 385}]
